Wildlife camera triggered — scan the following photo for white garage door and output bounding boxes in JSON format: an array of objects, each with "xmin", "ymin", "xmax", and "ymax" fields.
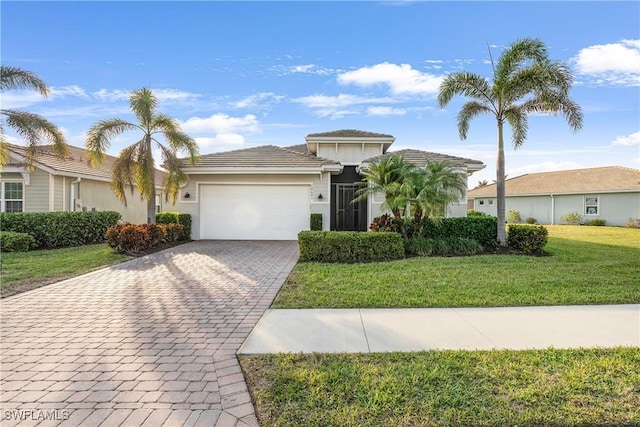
[{"xmin": 200, "ymin": 184, "xmax": 310, "ymax": 240}]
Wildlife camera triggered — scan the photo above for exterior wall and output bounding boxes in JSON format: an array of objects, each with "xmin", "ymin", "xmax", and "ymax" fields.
[
  {"xmin": 53, "ymin": 175, "xmax": 65, "ymax": 211},
  {"xmin": 76, "ymin": 179, "xmax": 151, "ymax": 223},
  {"xmin": 317, "ymin": 143, "xmax": 382, "ymax": 164},
  {"xmin": 179, "ymin": 173, "xmax": 327, "ymax": 239},
  {"xmin": 473, "ymin": 192, "xmax": 640, "ymax": 226},
  {"xmin": 25, "ymin": 168, "xmax": 50, "ymax": 212}
]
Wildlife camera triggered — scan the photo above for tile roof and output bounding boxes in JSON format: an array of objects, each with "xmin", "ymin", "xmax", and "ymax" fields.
[
  {"xmin": 4, "ymin": 143, "xmax": 166, "ymax": 183},
  {"xmin": 181, "ymin": 145, "xmax": 341, "ymax": 169},
  {"xmin": 468, "ymin": 166, "xmax": 640, "ymax": 197},
  {"xmin": 363, "ymin": 149, "xmax": 485, "ymax": 169},
  {"xmin": 283, "ymin": 144, "xmax": 310, "ymax": 154},
  {"xmin": 306, "ymin": 129, "xmax": 394, "ymax": 138}
]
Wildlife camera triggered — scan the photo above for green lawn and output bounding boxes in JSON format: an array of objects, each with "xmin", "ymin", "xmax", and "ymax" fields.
[
  {"xmin": 274, "ymin": 225, "xmax": 640, "ymax": 308},
  {"xmin": 240, "ymin": 348, "xmax": 640, "ymax": 427},
  {"xmin": 1, "ymin": 244, "xmax": 127, "ymax": 297}
]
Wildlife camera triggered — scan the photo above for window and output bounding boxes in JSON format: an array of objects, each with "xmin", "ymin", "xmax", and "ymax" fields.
[
  {"xmin": 488, "ymin": 200, "xmax": 494, "ymax": 206},
  {"xmin": 479, "ymin": 200, "xmax": 485, "ymax": 206},
  {"xmin": 585, "ymin": 196, "xmax": 599, "ymax": 215},
  {"xmin": 155, "ymin": 194, "xmax": 162, "ymax": 213},
  {"xmin": 1, "ymin": 182, "xmax": 24, "ymax": 213}
]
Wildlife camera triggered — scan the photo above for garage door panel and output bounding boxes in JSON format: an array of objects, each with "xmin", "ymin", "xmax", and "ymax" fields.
[{"xmin": 200, "ymin": 185, "xmax": 310, "ymax": 240}]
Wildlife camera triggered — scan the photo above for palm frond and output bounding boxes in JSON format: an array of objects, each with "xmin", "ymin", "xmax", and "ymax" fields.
[
  {"xmin": 503, "ymin": 107, "xmax": 528, "ymax": 149},
  {"xmin": 457, "ymin": 101, "xmax": 494, "ymax": 140},
  {"xmin": 129, "ymin": 88, "xmax": 157, "ymax": 129},
  {"xmin": 438, "ymin": 72, "xmax": 496, "ymax": 110},
  {"xmin": 0, "ymin": 66, "xmax": 49, "ymax": 96},
  {"xmin": 111, "ymin": 145, "xmax": 138, "ymax": 205},
  {"xmin": 158, "ymin": 144, "xmax": 188, "ymax": 204},
  {"xmin": 1, "ymin": 109, "xmax": 68, "ymax": 168},
  {"xmin": 85, "ymin": 118, "xmax": 137, "ymax": 167},
  {"xmin": 494, "ymin": 38, "xmax": 547, "ymax": 85},
  {"xmin": 521, "ymin": 92, "xmax": 583, "ymax": 133},
  {"xmin": 135, "ymin": 136, "xmax": 155, "ymax": 200}
]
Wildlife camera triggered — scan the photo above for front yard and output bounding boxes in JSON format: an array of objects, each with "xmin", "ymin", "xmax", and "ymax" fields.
[
  {"xmin": 244, "ymin": 225, "xmax": 640, "ymax": 426},
  {"xmin": 274, "ymin": 225, "xmax": 640, "ymax": 308}
]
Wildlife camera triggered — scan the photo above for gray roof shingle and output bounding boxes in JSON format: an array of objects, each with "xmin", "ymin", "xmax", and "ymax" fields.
[
  {"xmin": 363, "ymin": 149, "xmax": 484, "ymax": 168},
  {"xmin": 468, "ymin": 166, "xmax": 640, "ymax": 196},
  {"xmin": 181, "ymin": 145, "xmax": 340, "ymax": 169},
  {"xmin": 306, "ymin": 129, "xmax": 394, "ymax": 138}
]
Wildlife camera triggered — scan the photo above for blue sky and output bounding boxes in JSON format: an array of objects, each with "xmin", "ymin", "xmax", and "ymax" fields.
[{"xmin": 2, "ymin": 1, "xmax": 639, "ymax": 187}]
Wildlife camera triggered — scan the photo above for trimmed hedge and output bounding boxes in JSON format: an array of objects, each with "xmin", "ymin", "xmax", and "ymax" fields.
[
  {"xmin": 0, "ymin": 211, "xmax": 121, "ymax": 249},
  {"xmin": 507, "ymin": 224, "xmax": 549, "ymax": 255},
  {"xmin": 0, "ymin": 231, "xmax": 36, "ymax": 252},
  {"xmin": 298, "ymin": 231, "xmax": 405, "ymax": 263},
  {"xmin": 310, "ymin": 213, "xmax": 323, "ymax": 231},
  {"xmin": 405, "ymin": 237, "xmax": 483, "ymax": 257},
  {"xmin": 419, "ymin": 216, "xmax": 498, "ymax": 247},
  {"xmin": 156, "ymin": 212, "xmax": 192, "ymax": 240}
]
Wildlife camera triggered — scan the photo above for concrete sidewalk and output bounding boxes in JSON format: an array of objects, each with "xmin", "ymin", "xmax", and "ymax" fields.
[{"xmin": 239, "ymin": 304, "xmax": 640, "ymax": 354}]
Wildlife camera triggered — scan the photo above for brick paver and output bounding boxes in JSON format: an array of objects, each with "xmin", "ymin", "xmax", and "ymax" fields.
[{"xmin": 1, "ymin": 241, "xmax": 299, "ymax": 426}]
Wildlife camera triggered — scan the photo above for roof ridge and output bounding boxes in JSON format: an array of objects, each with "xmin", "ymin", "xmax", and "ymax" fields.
[{"xmin": 278, "ymin": 145, "xmax": 340, "ymax": 164}]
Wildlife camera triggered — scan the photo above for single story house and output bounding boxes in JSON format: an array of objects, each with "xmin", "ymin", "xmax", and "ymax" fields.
[
  {"xmin": 0, "ymin": 143, "xmax": 166, "ymax": 223},
  {"xmin": 177, "ymin": 129, "xmax": 485, "ymax": 240},
  {"xmin": 468, "ymin": 166, "xmax": 640, "ymax": 226}
]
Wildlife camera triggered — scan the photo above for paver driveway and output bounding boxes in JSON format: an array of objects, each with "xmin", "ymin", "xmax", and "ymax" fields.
[{"xmin": 1, "ymin": 241, "xmax": 299, "ymax": 427}]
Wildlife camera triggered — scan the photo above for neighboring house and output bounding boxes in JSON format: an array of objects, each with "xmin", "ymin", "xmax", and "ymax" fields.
[
  {"xmin": 468, "ymin": 166, "xmax": 640, "ymax": 226},
  {"xmin": 177, "ymin": 129, "xmax": 485, "ymax": 240},
  {"xmin": 0, "ymin": 144, "xmax": 166, "ymax": 223}
]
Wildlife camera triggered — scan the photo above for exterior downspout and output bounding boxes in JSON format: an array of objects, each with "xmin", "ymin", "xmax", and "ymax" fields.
[
  {"xmin": 70, "ymin": 178, "xmax": 81, "ymax": 211},
  {"xmin": 550, "ymin": 194, "xmax": 555, "ymax": 225}
]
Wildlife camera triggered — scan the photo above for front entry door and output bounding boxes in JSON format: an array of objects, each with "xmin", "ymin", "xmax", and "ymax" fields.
[{"xmin": 334, "ymin": 183, "xmax": 367, "ymax": 231}]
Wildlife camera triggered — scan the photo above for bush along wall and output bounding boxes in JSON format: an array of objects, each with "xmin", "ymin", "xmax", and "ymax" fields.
[
  {"xmin": 0, "ymin": 211, "xmax": 121, "ymax": 249},
  {"xmin": 156, "ymin": 212, "xmax": 192, "ymax": 240},
  {"xmin": 0, "ymin": 231, "xmax": 36, "ymax": 252},
  {"xmin": 417, "ymin": 216, "xmax": 498, "ymax": 247},
  {"xmin": 507, "ymin": 224, "xmax": 549, "ymax": 255},
  {"xmin": 298, "ymin": 231, "xmax": 405, "ymax": 263},
  {"xmin": 106, "ymin": 222, "xmax": 184, "ymax": 256},
  {"xmin": 310, "ymin": 213, "xmax": 323, "ymax": 231}
]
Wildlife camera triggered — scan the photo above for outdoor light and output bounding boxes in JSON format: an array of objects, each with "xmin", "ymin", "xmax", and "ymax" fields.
[
  {"xmin": 184, "ymin": 192, "xmax": 191, "ymax": 199},
  {"xmin": 318, "ymin": 193, "xmax": 323, "ymax": 200}
]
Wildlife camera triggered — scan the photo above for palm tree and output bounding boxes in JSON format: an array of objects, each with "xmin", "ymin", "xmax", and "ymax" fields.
[
  {"xmin": 404, "ymin": 161, "xmax": 466, "ymax": 235},
  {"xmin": 437, "ymin": 38, "xmax": 583, "ymax": 246},
  {"xmin": 476, "ymin": 179, "xmax": 489, "ymax": 188},
  {"xmin": 0, "ymin": 66, "xmax": 68, "ymax": 168},
  {"xmin": 86, "ymin": 87, "xmax": 199, "ymax": 224}
]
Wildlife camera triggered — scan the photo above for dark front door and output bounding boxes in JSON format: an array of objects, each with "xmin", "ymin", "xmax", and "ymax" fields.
[{"xmin": 334, "ymin": 183, "xmax": 367, "ymax": 231}]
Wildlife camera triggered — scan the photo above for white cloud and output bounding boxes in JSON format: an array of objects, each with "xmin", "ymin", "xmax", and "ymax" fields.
[
  {"xmin": 92, "ymin": 88, "xmax": 200, "ymax": 102},
  {"xmin": 573, "ymin": 39, "xmax": 640, "ymax": 86},
  {"xmin": 232, "ymin": 92, "xmax": 284, "ymax": 109},
  {"xmin": 337, "ymin": 62, "xmax": 443, "ymax": 95},
  {"xmin": 367, "ymin": 106, "xmax": 406, "ymax": 117},
  {"xmin": 611, "ymin": 131, "xmax": 640, "ymax": 146},
  {"xmin": 0, "ymin": 91, "xmax": 47, "ymax": 108},
  {"xmin": 50, "ymin": 85, "xmax": 89, "ymax": 99},
  {"xmin": 195, "ymin": 134, "xmax": 246, "ymax": 149},
  {"xmin": 292, "ymin": 93, "xmax": 393, "ymax": 108},
  {"xmin": 92, "ymin": 89, "xmax": 130, "ymax": 101},
  {"xmin": 180, "ymin": 113, "xmax": 259, "ymax": 135}
]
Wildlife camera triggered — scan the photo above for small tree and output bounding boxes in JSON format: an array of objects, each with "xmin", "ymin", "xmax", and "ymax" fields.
[{"xmin": 86, "ymin": 88, "xmax": 199, "ymax": 224}]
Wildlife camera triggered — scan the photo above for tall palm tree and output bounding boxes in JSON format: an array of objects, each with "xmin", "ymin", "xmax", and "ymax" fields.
[
  {"xmin": 86, "ymin": 87, "xmax": 199, "ymax": 224},
  {"xmin": 0, "ymin": 66, "xmax": 68, "ymax": 168},
  {"xmin": 476, "ymin": 179, "xmax": 489, "ymax": 188},
  {"xmin": 437, "ymin": 38, "xmax": 583, "ymax": 245}
]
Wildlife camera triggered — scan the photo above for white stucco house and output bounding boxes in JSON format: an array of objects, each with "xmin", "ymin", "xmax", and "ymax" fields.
[
  {"xmin": 177, "ymin": 129, "xmax": 485, "ymax": 240},
  {"xmin": 0, "ymin": 144, "xmax": 166, "ymax": 223},
  {"xmin": 468, "ymin": 166, "xmax": 640, "ymax": 226}
]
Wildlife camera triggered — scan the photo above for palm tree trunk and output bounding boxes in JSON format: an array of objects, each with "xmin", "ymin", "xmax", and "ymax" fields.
[
  {"xmin": 496, "ymin": 120, "xmax": 507, "ymax": 246},
  {"xmin": 146, "ymin": 135, "xmax": 157, "ymax": 225}
]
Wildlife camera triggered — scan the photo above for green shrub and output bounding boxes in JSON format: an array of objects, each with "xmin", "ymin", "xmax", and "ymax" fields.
[
  {"xmin": 507, "ymin": 224, "xmax": 549, "ymax": 255},
  {"xmin": 525, "ymin": 217, "xmax": 537, "ymax": 224},
  {"xmin": 405, "ymin": 237, "xmax": 483, "ymax": 257},
  {"xmin": 419, "ymin": 216, "xmax": 498, "ymax": 247},
  {"xmin": 467, "ymin": 209, "xmax": 488, "ymax": 216},
  {"xmin": 0, "ymin": 211, "xmax": 121, "ymax": 249},
  {"xmin": 506, "ymin": 210, "xmax": 522, "ymax": 223},
  {"xmin": 161, "ymin": 223, "xmax": 185, "ymax": 242},
  {"xmin": 0, "ymin": 231, "xmax": 36, "ymax": 252},
  {"xmin": 560, "ymin": 211, "xmax": 583, "ymax": 225},
  {"xmin": 310, "ymin": 213, "xmax": 323, "ymax": 231},
  {"xmin": 298, "ymin": 231, "xmax": 404, "ymax": 263},
  {"xmin": 585, "ymin": 219, "xmax": 606, "ymax": 226},
  {"xmin": 624, "ymin": 218, "xmax": 640, "ymax": 229},
  {"xmin": 156, "ymin": 212, "xmax": 191, "ymax": 240}
]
